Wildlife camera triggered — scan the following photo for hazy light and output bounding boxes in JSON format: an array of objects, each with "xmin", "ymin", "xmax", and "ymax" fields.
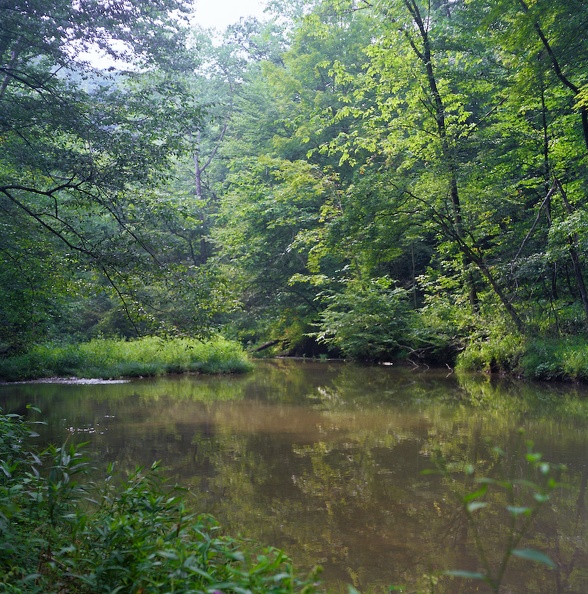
[{"xmin": 194, "ymin": 0, "xmax": 268, "ymax": 30}]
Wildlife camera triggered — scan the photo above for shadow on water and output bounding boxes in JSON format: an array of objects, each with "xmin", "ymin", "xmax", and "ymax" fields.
[{"xmin": 1, "ymin": 359, "xmax": 588, "ymax": 592}]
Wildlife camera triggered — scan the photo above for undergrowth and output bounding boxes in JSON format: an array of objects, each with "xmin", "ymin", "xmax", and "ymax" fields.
[
  {"xmin": 0, "ymin": 408, "xmax": 320, "ymax": 593},
  {"xmin": 457, "ymin": 334, "xmax": 588, "ymax": 382},
  {"xmin": 0, "ymin": 336, "xmax": 253, "ymax": 382}
]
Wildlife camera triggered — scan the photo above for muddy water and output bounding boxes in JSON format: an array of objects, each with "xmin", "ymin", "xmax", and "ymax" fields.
[{"xmin": 1, "ymin": 359, "xmax": 588, "ymax": 592}]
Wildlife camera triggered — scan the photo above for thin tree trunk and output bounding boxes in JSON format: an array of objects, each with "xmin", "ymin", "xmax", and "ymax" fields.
[
  {"xmin": 556, "ymin": 180, "xmax": 588, "ymax": 322},
  {"xmin": 537, "ymin": 78, "xmax": 559, "ymax": 303},
  {"xmin": 0, "ymin": 47, "xmax": 20, "ymax": 100},
  {"xmin": 519, "ymin": 0, "xmax": 588, "ymax": 152},
  {"xmin": 193, "ymin": 130, "xmax": 209, "ymax": 264}
]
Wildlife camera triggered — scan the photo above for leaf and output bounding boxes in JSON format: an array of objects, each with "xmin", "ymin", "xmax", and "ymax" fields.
[
  {"xmin": 187, "ymin": 566, "xmax": 215, "ymax": 582},
  {"xmin": 539, "ymin": 462, "xmax": 550, "ymax": 475},
  {"xmin": 512, "ymin": 548, "xmax": 556, "ymax": 568},
  {"xmin": 444, "ymin": 570, "xmax": 486, "ymax": 580},
  {"xmin": 506, "ymin": 506, "xmax": 531, "ymax": 516},
  {"xmin": 463, "ymin": 484, "xmax": 488, "ymax": 503},
  {"xmin": 466, "ymin": 502, "xmax": 487, "ymax": 513},
  {"xmin": 420, "ymin": 468, "xmax": 442, "ymax": 476},
  {"xmin": 21, "ymin": 574, "xmax": 42, "ymax": 584},
  {"xmin": 533, "ymin": 493, "xmax": 550, "ymax": 503},
  {"xmin": 475, "ymin": 477, "xmax": 497, "ymax": 485}
]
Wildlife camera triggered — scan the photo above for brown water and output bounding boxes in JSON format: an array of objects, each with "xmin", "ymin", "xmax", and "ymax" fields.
[{"xmin": 1, "ymin": 359, "xmax": 588, "ymax": 592}]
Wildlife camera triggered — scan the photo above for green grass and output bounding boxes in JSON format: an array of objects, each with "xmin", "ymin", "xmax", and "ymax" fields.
[
  {"xmin": 0, "ymin": 336, "xmax": 253, "ymax": 382},
  {"xmin": 520, "ymin": 336, "xmax": 588, "ymax": 381},
  {"xmin": 457, "ymin": 334, "xmax": 588, "ymax": 382}
]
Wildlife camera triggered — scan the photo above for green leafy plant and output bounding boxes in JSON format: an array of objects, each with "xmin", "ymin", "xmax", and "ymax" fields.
[
  {"xmin": 0, "ymin": 409, "xmax": 321, "ymax": 593},
  {"xmin": 456, "ymin": 333, "xmax": 526, "ymax": 374},
  {"xmin": 427, "ymin": 439, "xmax": 564, "ymax": 593},
  {"xmin": 316, "ymin": 278, "xmax": 413, "ymax": 362}
]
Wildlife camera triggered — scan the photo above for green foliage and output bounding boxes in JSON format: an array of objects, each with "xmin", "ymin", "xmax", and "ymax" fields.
[
  {"xmin": 0, "ymin": 410, "xmax": 321, "ymax": 593},
  {"xmin": 207, "ymin": 0, "xmax": 588, "ymax": 362},
  {"xmin": 0, "ymin": 337, "xmax": 252, "ymax": 382},
  {"xmin": 213, "ymin": 156, "xmax": 332, "ymax": 349},
  {"xmin": 4, "ymin": 0, "xmax": 588, "ymax": 367},
  {"xmin": 316, "ymin": 278, "xmax": 413, "ymax": 361},
  {"xmin": 430, "ymin": 439, "xmax": 564, "ymax": 593},
  {"xmin": 520, "ymin": 337, "xmax": 588, "ymax": 381},
  {"xmin": 457, "ymin": 334, "xmax": 526, "ymax": 375},
  {"xmin": 457, "ymin": 335, "xmax": 588, "ymax": 381},
  {"xmin": 414, "ymin": 269, "xmax": 478, "ymax": 363},
  {"xmin": 0, "ymin": 0, "xmax": 234, "ymax": 352}
]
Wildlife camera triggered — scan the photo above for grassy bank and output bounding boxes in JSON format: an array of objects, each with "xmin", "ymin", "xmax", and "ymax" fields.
[
  {"xmin": 0, "ymin": 410, "xmax": 320, "ymax": 593},
  {"xmin": 457, "ymin": 334, "xmax": 588, "ymax": 381},
  {"xmin": 0, "ymin": 336, "xmax": 253, "ymax": 382}
]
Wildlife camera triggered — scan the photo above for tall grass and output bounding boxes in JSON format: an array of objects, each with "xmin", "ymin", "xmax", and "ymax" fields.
[
  {"xmin": 520, "ymin": 337, "xmax": 588, "ymax": 381},
  {"xmin": 457, "ymin": 334, "xmax": 588, "ymax": 382},
  {"xmin": 0, "ymin": 336, "xmax": 253, "ymax": 382}
]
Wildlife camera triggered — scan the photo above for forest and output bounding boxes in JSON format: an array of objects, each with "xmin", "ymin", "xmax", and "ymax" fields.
[{"xmin": 2, "ymin": 0, "xmax": 588, "ymax": 378}]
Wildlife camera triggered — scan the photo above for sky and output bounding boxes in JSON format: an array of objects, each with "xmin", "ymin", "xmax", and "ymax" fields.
[
  {"xmin": 193, "ymin": 0, "xmax": 269, "ymax": 30},
  {"xmin": 82, "ymin": 0, "xmax": 270, "ymax": 68}
]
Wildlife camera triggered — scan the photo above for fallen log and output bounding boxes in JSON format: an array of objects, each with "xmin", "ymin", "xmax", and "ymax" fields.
[{"xmin": 253, "ymin": 339, "xmax": 282, "ymax": 353}]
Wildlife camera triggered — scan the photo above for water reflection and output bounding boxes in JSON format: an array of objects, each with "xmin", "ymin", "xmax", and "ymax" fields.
[{"xmin": 1, "ymin": 360, "xmax": 588, "ymax": 592}]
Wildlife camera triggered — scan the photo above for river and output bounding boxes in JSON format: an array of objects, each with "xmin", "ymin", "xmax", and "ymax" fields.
[{"xmin": 1, "ymin": 359, "xmax": 587, "ymax": 592}]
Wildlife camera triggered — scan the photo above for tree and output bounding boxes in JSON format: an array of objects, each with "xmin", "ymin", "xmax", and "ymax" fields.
[
  {"xmin": 465, "ymin": 0, "xmax": 588, "ymax": 330},
  {"xmin": 210, "ymin": 3, "xmax": 378, "ymax": 349},
  {"xmin": 0, "ymin": 0, "xmax": 217, "ymax": 349}
]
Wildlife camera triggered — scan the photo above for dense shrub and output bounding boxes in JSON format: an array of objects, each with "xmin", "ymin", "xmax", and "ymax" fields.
[
  {"xmin": 457, "ymin": 334, "xmax": 588, "ymax": 382},
  {"xmin": 520, "ymin": 337, "xmax": 588, "ymax": 381},
  {"xmin": 457, "ymin": 334, "xmax": 526, "ymax": 374},
  {"xmin": 316, "ymin": 278, "xmax": 413, "ymax": 361}
]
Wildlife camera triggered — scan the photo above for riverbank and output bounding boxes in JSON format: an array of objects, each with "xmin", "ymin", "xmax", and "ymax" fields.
[
  {"xmin": 457, "ymin": 334, "xmax": 588, "ymax": 381},
  {"xmin": 4, "ymin": 333, "xmax": 587, "ymax": 384},
  {"xmin": 0, "ymin": 336, "xmax": 253, "ymax": 382}
]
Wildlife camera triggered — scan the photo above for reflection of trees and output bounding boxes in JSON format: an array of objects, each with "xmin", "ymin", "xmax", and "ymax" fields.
[{"xmin": 1, "ymin": 361, "xmax": 588, "ymax": 592}]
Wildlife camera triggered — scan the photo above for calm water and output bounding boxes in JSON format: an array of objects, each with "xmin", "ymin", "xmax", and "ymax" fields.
[{"xmin": 2, "ymin": 359, "xmax": 588, "ymax": 592}]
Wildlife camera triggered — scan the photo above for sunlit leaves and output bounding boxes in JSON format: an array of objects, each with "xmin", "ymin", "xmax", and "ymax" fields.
[{"xmin": 316, "ymin": 277, "xmax": 413, "ymax": 360}]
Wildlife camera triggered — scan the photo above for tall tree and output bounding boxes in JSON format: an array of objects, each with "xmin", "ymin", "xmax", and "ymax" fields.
[
  {"xmin": 0, "ymin": 0, "xmax": 210, "ymax": 349},
  {"xmin": 466, "ymin": 0, "xmax": 588, "ymax": 329}
]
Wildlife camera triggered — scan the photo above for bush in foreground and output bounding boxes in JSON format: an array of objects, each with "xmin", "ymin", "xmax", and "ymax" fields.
[
  {"xmin": 0, "ymin": 409, "xmax": 320, "ymax": 593},
  {"xmin": 0, "ymin": 336, "xmax": 253, "ymax": 382}
]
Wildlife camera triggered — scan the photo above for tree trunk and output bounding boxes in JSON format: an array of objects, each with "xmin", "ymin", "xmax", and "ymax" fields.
[
  {"xmin": 557, "ymin": 180, "xmax": 588, "ymax": 323},
  {"xmin": 402, "ymin": 0, "xmax": 481, "ymax": 310},
  {"xmin": 193, "ymin": 130, "xmax": 209, "ymax": 264}
]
